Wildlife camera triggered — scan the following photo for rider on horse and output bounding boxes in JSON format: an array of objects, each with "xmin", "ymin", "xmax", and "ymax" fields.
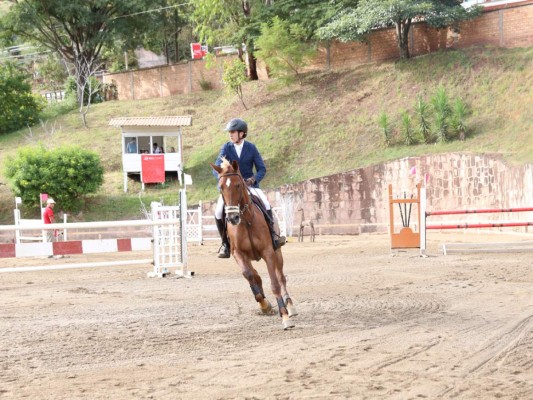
[{"xmin": 213, "ymin": 118, "xmax": 286, "ymax": 258}]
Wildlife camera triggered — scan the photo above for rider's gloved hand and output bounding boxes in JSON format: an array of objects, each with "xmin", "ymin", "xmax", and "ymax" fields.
[{"xmin": 245, "ymin": 177, "xmax": 256, "ymax": 187}]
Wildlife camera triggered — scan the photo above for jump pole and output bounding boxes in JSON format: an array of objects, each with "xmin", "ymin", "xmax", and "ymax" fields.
[
  {"xmin": 0, "ymin": 218, "xmax": 182, "ymax": 274},
  {"xmin": 420, "ymin": 189, "xmax": 533, "ymax": 254}
]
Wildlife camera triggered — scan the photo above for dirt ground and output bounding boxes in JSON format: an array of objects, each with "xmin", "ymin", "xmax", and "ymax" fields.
[{"xmin": 1, "ymin": 233, "xmax": 532, "ymax": 400}]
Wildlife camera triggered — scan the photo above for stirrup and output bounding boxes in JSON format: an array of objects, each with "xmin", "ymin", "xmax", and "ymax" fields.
[{"xmin": 217, "ymin": 243, "xmax": 230, "ymax": 258}]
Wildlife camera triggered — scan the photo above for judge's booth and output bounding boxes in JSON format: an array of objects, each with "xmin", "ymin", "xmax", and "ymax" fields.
[{"xmin": 109, "ymin": 116, "xmax": 192, "ymax": 192}]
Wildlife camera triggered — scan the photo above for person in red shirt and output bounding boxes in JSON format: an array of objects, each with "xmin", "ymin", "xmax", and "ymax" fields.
[{"xmin": 43, "ymin": 198, "xmax": 56, "ymax": 242}]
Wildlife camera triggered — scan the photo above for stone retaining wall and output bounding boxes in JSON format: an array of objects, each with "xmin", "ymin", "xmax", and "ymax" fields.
[{"xmin": 202, "ymin": 153, "xmax": 533, "ymax": 237}]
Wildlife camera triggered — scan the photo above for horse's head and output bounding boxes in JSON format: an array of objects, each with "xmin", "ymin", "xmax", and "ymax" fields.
[{"xmin": 211, "ymin": 158, "xmax": 248, "ymax": 226}]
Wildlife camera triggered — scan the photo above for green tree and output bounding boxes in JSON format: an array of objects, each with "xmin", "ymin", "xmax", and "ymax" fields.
[
  {"xmin": 318, "ymin": 0, "xmax": 481, "ymax": 59},
  {"xmin": 192, "ymin": 0, "xmax": 268, "ymax": 80},
  {"xmin": 257, "ymin": 0, "xmax": 354, "ymax": 39},
  {"xmin": 223, "ymin": 58, "xmax": 248, "ymax": 109},
  {"xmin": 0, "ymin": 0, "xmax": 156, "ymax": 109},
  {"xmin": 36, "ymin": 54, "xmax": 69, "ymax": 91},
  {"xmin": 255, "ymin": 17, "xmax": 315, "ymax": 84},
  {"xmin": 0, "ymin": 62, "xmax": 44, "ymax": 134},
  {"xmin": 4, "ymin": 145, "xmax": 104, "ymax": 211},
  {"xmin": 144, "ymin": 0, "xmax": 193, "ymax": 64}
]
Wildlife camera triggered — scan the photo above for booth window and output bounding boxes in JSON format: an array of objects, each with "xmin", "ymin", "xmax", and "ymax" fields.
[{"xmin": 125, "ymin": 137, "xmax": 138, "ymax": 154}]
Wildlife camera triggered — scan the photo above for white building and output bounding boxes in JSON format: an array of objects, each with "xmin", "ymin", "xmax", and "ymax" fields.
[{"xmin": 109, "ymin": 116, "xmax": 193, "ymax": 192}]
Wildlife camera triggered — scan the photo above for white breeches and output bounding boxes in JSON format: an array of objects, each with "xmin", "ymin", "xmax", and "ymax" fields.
[{"xmin": 215, "ymin": 187, "xmax": 271, "ymax": 219}]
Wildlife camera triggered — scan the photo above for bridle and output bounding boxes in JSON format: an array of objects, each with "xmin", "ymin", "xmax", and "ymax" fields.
[{"xmin": 218, "ymin": 172, "xmax": 253, "ymax": 219}]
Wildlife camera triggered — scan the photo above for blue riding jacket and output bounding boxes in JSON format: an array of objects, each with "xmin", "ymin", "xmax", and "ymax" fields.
[{"xmin": 213, "ymin": 141, "xmax": 266, "ymax": 189}]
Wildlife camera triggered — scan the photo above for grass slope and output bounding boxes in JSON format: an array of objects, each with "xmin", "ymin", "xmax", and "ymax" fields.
[{"xmin": 1, "ymin": 46, "xmax": 532, "ymax": 223}]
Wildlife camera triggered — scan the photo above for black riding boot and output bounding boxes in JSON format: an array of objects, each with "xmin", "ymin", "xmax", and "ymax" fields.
[
  {"xmin": 215, "ymin": 218, "xmax": 230, "ymax": 258},
  {"xmin": 266, "ymin": 210, "xmax": 286, "ymax": 250}
]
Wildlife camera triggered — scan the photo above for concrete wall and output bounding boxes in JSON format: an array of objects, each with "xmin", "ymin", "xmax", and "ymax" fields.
[{"xmin": 202, "ymin": 153, "xmax": 533, "ymax": 237}]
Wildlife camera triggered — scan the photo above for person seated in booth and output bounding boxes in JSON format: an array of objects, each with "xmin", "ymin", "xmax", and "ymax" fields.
[
  {"xmin": 153, "ymin": 143, "xmax": 164, "ymax": 154},
  {"xmin": 126, "ymin": 138, "xmax": 137, "ymax": 154}
]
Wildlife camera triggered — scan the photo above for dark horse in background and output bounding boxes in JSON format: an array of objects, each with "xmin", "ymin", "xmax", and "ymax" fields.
[{"xmin": 211, "ymin": 159, "xmax": 297, "ymax": 330}]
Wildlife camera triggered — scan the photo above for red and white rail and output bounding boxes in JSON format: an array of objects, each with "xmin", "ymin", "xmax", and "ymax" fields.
[{"xmin": 420, "ymin": 186, "xmax": 533, "ymax": 254}]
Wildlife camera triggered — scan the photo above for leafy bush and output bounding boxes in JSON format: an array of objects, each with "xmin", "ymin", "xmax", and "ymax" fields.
[
  {"xmin": 222, "ymin": 59, "xmax": 248, "ymax": 109},
  {"xmin": 377, "ymin": 86, "xmax": 472, "ymax": 146},
  {"xmin": 4, "ymin": 145, "xmax": 104, "ymax": 211},
  {"xmin": 0, "ymin": 63, "xmax": 45, "ymax": 134},
  {"xmin": 401, "ymin": 111, "xmax": 415, "ymax": 145},
  {"xmin": 450, "ymin": 97, "xmax": 469, "ymax": 140},
  {"xmin": 198, "ymin": 73, "xmax": 213, "ymax": 91},
  {"xmin": 431, "ymin": 85, "xmax": 451, "ymax": 143},
  {"xmin": 415, "ymin": 95, "xmax": 431, "ymax": 144},
  {"xmin": 255, "ymin": 16, "xmax": 315, "ymax": 85},
  {"xmin": 378, "ymin": 111, "xmax": 392, "ymax": 146}
]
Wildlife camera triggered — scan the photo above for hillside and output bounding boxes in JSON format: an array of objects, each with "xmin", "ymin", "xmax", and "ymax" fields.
[{"xmin": 0, "ymin": 46, "xmax": 532, "ymax": 223}]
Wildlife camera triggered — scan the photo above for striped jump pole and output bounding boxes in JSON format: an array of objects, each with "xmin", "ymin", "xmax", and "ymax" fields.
[
  {"xmin": 0, "ymin": 197, "xmax": 189, "ymax": 276},
  {"xmin": 420, "ymin": 188, "xmax": 533, "ymax": 255}
]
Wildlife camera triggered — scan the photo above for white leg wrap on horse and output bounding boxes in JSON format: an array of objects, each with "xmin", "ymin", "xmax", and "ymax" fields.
[{"xmin": 282, "ymin": 314, "xmax": 295, "ymax": 330}]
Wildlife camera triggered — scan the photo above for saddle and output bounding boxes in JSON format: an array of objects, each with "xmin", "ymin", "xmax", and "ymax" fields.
[
  {"xmin": 249, "ymin": 193, "xmax": 282, "ymax": 250},
  {"xmin": 249, "ymin": 193, "xmax": 274, "ymax": 225}
]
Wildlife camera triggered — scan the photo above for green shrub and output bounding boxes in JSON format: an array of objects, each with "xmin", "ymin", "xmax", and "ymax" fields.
[
  {"xmin": 415, "ymin": 95, "xmax": 432, "ymax": 144},
  {"xmin": 255, "ymin": 16, "xmax": 315, "ymax": 85},
  {"xmin": 378, "ymin": 111, "xmax": 392, "ymax": 146},
  {"xmin": 198, "ymin": 74, "xmax": 213, "ymax": 91},
  {"xmin": 222, "ymin": 59, "xmax": 248, "ymax": 109},
  {"xmin": 0, "ymin": 63, "xmax": 45, "ymax": 134},
  {"xmin": 4, "ymin": 145, "xmax": 104, "ymax": 211},
  {"xmin": 401, "ymin": 111, "xmax": 415, "ymax": 145},
  {"xmin": 451, "ymin": 97, "xmax": 468, "ymax": 140},
  {"xmin": 431, "ymin": 85, "xmax": 451, "ymax": 143}
]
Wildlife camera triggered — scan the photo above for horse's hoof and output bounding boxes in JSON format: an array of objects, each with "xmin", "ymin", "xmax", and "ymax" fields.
[
  {"xmin": 286, "ymin": 303, "xmax": 298, "ymax": 317},
  {"xmin": 259, "ymin": 299, "xmax": 272, "ymax": 314},
  {"xmin": 282, "ymin": 315, "xmax": 295, "ymax": 330}
]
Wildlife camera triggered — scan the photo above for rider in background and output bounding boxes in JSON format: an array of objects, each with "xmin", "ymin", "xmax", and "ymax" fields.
[{"xmin": 212, "ymin": 118, "xmax": 286, "ymax": 258}]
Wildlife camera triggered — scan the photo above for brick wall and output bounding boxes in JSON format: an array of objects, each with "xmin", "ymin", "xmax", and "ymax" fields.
[
  {"xmin": 103, "ymin": 4, "xmax": 532, "ymax": 100},
  {"xmin": 309, "ymin": 2, "xmax": 533, "ymax": 70},
  {"xmin": 103, "ymin": 55, "xmax": 235, "ymax": 101}
]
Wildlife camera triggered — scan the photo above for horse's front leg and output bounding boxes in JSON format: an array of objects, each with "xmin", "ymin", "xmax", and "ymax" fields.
[
  {"xmin": 273, "ymin": 251, "xmax": 298, "ymax": 318},
  {"xmin": 234, "ymin": 253, "xmax": 272, "ymax": 314},
  {"xmin": 265, "ymin": 254, "xmax": 295, "ymax": 330}
]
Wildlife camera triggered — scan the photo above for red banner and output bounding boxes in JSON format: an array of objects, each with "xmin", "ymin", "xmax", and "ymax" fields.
[
  {"xmin": 191, "ymin": 43, "xmax": 208, "ymax": 59},
  {"xmin": 141, "ymin": 155, "xmax": 165, "ymax": 183}
]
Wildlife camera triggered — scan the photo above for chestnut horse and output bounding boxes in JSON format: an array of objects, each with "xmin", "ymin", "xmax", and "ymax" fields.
[{"xmin": 211, "ymin": 159, "xmax": 297, "ymax": 330}]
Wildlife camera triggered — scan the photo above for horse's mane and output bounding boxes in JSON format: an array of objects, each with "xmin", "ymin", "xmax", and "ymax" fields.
[{"xmin": 220, "ymin": 157, "xmax": 236, "ymax": 174}]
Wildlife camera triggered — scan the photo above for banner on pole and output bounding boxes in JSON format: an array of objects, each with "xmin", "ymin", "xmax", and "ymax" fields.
[{"xmin": 190, "ymin": 43, "xmax": 208, "ymax": 59}]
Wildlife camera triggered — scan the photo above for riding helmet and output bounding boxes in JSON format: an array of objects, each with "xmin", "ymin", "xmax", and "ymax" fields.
[{"xmin": 225, "ymin": 118, "xmax": 248, "ymax": 137}]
